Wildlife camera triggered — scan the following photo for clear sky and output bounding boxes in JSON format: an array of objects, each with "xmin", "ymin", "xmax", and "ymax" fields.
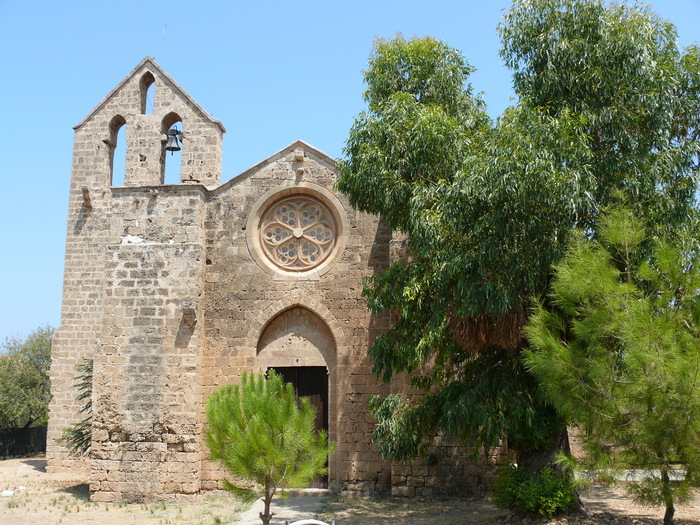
[{"xmin": 0, "ymin": 0, "xmax": 698, "ymax": 343}]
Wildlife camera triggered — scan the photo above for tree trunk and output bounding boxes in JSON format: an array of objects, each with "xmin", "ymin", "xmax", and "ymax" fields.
[
  {"xmin": 259, "ymin": 478, "xmax": 276, "ymax": 525},
  {"xmin": 661, "ymin": 469, "xmax": 675, "ymax": 525},
  {"xmin": 664, "ymin": 503, "xmax": 675, "ymax": 525},
  {"xmin": 518, "ymin": 426, "xmax": 569, "ymax": 475},
  {"xmin": 518, "ymin": 427, "xmax": 588, "ymax": 516}
]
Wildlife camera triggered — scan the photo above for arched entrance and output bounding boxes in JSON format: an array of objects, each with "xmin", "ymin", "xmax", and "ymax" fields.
[{"xmin": 256, "ymin": 306, "xmax": 334, "ymax": 487}]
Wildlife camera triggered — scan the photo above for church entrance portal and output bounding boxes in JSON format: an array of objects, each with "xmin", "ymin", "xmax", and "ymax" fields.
[{"xmin": 270, "ymin": 366, "xmax": 329, "ymax": 488}]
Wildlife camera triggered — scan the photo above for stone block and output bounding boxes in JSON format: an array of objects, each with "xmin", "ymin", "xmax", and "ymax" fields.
[{"xmin": 392, "ymin": 485, "xmax": 415, "ymax": 497}]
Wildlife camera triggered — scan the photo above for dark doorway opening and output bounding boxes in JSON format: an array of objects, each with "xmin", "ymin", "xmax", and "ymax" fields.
[{"xmin": 270, "ymin": 366, "xmax": 329, "ymax": 488}]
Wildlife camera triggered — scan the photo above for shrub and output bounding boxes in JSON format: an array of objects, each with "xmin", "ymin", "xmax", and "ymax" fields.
[{"xmin": 493, "ymin": 464, "xmax": 575, "ymax": 516}]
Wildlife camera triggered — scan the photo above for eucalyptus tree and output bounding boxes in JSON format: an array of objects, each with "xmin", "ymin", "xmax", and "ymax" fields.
[{"xmin": 336, "ymin": 0, "xmax": 700, "ymax": 490}]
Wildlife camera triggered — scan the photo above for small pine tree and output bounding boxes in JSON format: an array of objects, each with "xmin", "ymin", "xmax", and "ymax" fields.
[
  {"xmin": 525, "ymin": 206, "xmax": 700, "ymax": 525},
  {"xmin": 59, "ymin": 357, "xmax": 93, "ymax": 456},
  {"xmin": 205, "ymin": 371, "xmax": 333, "ymax": 525}
]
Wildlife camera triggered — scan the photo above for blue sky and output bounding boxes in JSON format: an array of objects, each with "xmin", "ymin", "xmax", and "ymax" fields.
[{"xmin": 0, "ymin": 0, "xmax": 698, "ymax": 343}]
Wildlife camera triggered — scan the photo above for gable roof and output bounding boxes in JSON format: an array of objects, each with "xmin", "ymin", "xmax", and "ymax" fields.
[
  {"xmin": 74, "ymin": 57, "xmax": 226, "ymax": 133},
  {"xmin": 213, "ymin": 140, "xmax": 338, "ymax": 195}
]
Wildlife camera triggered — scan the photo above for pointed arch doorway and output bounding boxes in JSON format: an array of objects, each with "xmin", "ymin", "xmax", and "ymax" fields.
[{"xmin": 257, "ymin": 306, "xmax": 335, "ymax": 488}]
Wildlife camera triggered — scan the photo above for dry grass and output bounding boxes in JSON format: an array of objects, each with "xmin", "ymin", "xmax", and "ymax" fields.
[
  {"xmin": 3, "ymin": 455, "xmax": 700, "ymax": 524},
  {"xmin": 0, "ymin": 456, "xmax": 245, "ymax": 525}
]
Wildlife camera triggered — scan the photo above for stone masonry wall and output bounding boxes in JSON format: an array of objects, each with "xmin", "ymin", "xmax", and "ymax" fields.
[
  {"xmin": 49, "ymin": 57, "xmax": 223, "ymax": 488},
  {"xmin": 257, "ymin": 307, "xmax": 331, "ymax": 368},
  {"xmin": 89, "ymin": 187, "xmax": 206, "ymax": 502},
  {"xmin": 124, "ymin": 80, "xmax": 224, "ymax": 188},
  {"xmin": 47, "ymin": 119, "xmax": 112, "ymax": 472},
  {"xmin": 198, "ymin": 145, "xmax": 394, "ymax": 493},
  {"xmin": 390, "ymin": 437, "xmax": 500, "ymax": 497}
]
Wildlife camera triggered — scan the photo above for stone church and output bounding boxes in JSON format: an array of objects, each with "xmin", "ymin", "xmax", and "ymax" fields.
[{"xmin": 47, "ymin": 57, "xmax": 488, "ymax": 502}]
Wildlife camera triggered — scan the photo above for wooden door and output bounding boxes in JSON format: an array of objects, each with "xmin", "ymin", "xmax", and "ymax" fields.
[{"xmin": 271, "ymin": 366, "xmax": 329, "ymax": 488}]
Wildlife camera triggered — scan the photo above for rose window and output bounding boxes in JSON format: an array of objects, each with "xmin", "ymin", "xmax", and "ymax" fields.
[{"xmin": 259, "ymin": 196, "xmax": 337, "ymax": 271}]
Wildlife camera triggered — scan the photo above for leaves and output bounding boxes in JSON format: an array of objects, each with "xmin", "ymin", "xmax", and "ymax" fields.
[
  {"xmin": 0, "ymin": 325, "xmax": 53, "ymax": 429},
  {"xmin": 500, "ymin": 0, "xmax": 700, "ymax": 230},
  {"xmin": 338, "ymin": 0, "xmax": 700, "ymax": 471},
  {"xmin": 59, "ymin": 357, "xmax": 93, "ymax": 456},
  {"xmin": 525, "ymin": 206, "xmax": 700, "ymax": 517},
  {"xmin": 205, "ymin": 371, "xmax": 333, "ymax": 501},
  {"xmin": 363, "ymin": 35, "xmax": 480, "ymax": 120}
]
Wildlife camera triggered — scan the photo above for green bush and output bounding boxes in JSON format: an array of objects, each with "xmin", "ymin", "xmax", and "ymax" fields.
[{"xmin": 493, "ymin": 464, "xmax": 575, "ymax": 516}]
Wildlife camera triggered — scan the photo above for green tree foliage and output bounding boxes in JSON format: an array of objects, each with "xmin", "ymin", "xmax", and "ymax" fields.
[
  {"xmin": 205, "ymin": 371, "xmax": 333, "ymax": 525},
  {"xmin": 525, "ymin": 207, "xmax": 700, "ymax": 525},
  {"xmin": 336, "ymin": 0, "xmax": 700, "ymax": 500},
  {"xmin": 59, "ymin": 358, "xmax": 93, "ymax": 456},
  {"xmin": 500, "ymin": 0, "xmax": 700, "ymax": 231},
  {"xmin": 493, "ymin": 464, "xmax": 576, "ymax": 516},
  {"xmin": 0, "ymin": 325, "xmax": 54, "ymax": 429}
]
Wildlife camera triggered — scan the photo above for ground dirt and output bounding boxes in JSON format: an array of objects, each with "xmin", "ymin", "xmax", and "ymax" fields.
[
  {"xmin": 0, "ymin": 455, "xmax": 246, "ymax": 524},
  {"xmin": 1, "ymin": 455, "xmax": 700, "ymax": 524}
]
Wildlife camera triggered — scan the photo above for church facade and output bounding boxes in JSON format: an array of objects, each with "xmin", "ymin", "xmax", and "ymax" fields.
[{"xmin": 47, "ymin": 58, "xmax": 490, "ymax": 502}]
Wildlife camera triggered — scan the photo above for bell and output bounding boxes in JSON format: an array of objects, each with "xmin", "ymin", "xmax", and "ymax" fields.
[{"xmin": 165, "ymin": 129, "xmax": 181, "ymax": 153}]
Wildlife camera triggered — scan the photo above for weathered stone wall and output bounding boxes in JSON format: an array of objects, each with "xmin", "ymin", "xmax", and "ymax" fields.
[
  {"xmin": 198, "ymin": 145, "xmax": 394, "ymax": 494},
  {"xmin": 89, "ymin": 187, "xmax": 206, "ymax": 501},
  {"xmin": 123, "ymin": 84, "xmax": 224, "ymax": 188},
  {"xmin": 257, "ymin": 306, "xmax": 332, "ymax": 367},
  {"xmin": 47, "ymin": 108, "xmax": 113, "ymax": 473},
  {"xmin": 48, "ymin": 57, "xmax": 223, "ymax": 485},
  {"xmin": 390, "ymin": 438, "xmax": 500, "ymax": 497}
]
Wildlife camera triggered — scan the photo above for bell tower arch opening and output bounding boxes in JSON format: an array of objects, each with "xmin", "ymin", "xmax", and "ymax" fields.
[
  {"xmin": 256, "ymin": 306, "xmax": 335, "ymax": 487},
  {"xmin": 139, "ymin": 72, "xmax": 155, "ymax": 114},
  {"xmin": 108, "ymin": 115, "xmax": 126, "ymax": 186},
  {"xmin": 161, "ymin": 112, "xmax": 183, "ymax": 184}
]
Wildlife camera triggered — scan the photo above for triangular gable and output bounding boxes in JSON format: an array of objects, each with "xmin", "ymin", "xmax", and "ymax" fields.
[
  {"xmin": 74, "ymin": 56, "xmax": 225, "ymax": 133},
  {"xmin": 213, "ymin": 140, "xmax": 338, "ymax": 194}
]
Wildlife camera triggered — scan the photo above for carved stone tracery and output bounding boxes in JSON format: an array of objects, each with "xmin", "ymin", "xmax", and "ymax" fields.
[{"xmin": 259, "ymin": 196, "xmax": 337, "ymax": 271}]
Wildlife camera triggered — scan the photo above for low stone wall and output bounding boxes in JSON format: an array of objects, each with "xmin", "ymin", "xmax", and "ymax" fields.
[{"xmin": 391, "ymin": 437, "xmax": 501, "ymax": 497}]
